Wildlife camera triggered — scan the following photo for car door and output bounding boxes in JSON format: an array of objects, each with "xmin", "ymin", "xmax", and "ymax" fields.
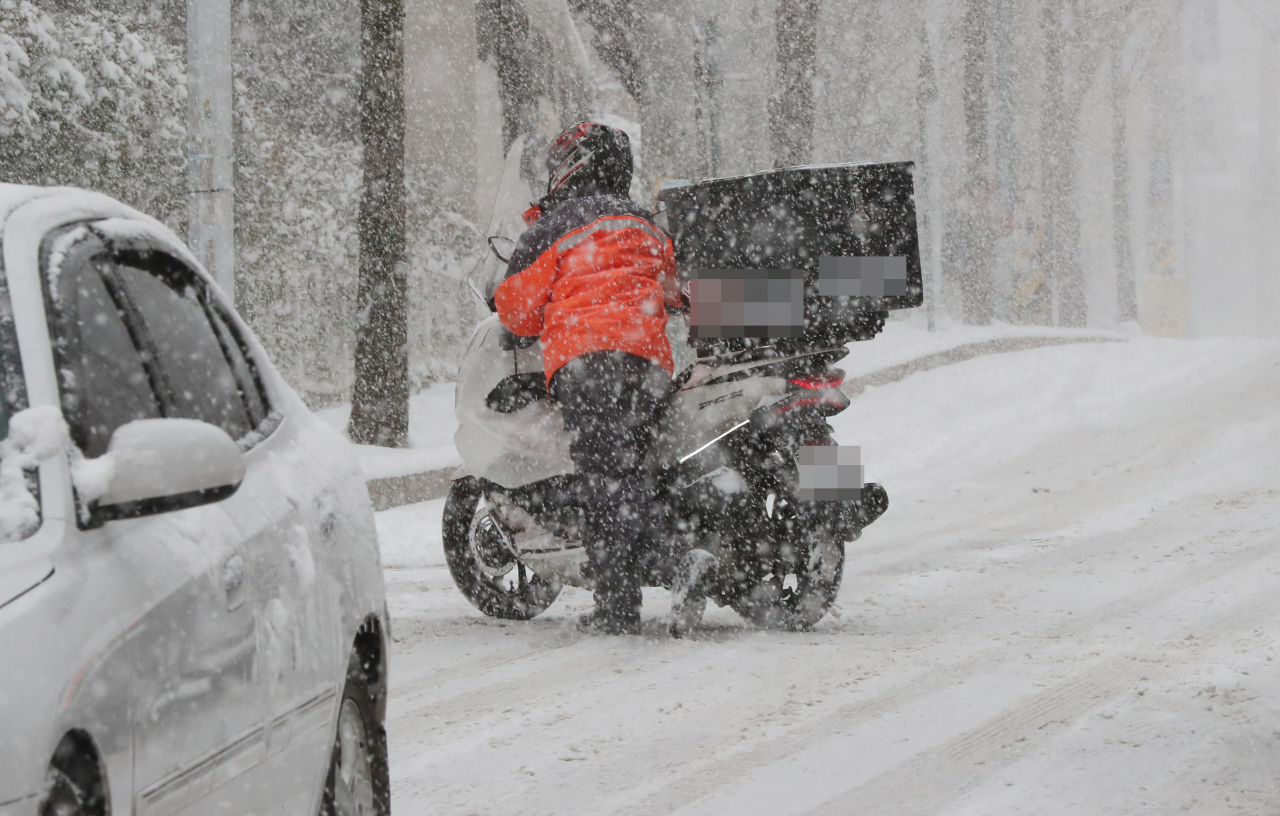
[
  {"xmin": 99, "ymin": 234, "xmax": 344, "ymax": 815},
  {"xmin": 39, "ymin": 224, "xmax": 269, "ymax": 816}
]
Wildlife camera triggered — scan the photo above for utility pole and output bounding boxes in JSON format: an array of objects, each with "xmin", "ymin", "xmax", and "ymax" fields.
[{"xmin": 186, "ymin": 0, "xmax": 235, "ymax": 300}]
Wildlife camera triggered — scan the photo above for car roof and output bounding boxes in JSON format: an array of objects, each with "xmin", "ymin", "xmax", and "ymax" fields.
[
  {"xmin": 0, "ymin": 183, "xmax": 174, "ymax": 231},
  {"xmin": 0, "ymin": 183, "xmax": 203, "ymax": 275},
  {"xmin": 0, "ymin": 184, "xmax": 67, "ymax": 224}
]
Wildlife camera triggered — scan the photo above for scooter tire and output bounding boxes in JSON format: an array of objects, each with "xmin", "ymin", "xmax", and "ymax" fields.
[
  {"xmin": 442, "ymin": 476, "xmax": 563, "ymax": 620},
  {"xmin": 729, "ymin": 532, "xmax": 845, "ymax": 631},
  {"xmin": 729, "ymin": 435, "xmax": 848, "ymax": 631}
]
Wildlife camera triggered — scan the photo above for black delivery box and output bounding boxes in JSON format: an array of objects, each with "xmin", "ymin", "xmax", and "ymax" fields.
[{"xmin": 657, "ymin": 161, "xmax": 922, "ymax": 350}]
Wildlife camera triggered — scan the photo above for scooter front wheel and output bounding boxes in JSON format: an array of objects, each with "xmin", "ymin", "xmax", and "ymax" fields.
[{"xmin": 442, "ymin": 476, "xmax": 563, "ymax": 620}]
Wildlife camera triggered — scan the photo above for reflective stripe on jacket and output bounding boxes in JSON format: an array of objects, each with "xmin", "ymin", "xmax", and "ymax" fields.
[{"xmin": 494, "ymin": 194, "xmax": 682, "ymax": 385}]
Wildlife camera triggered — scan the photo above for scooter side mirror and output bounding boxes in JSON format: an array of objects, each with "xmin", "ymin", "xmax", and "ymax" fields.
[{"xmin": 488, "ymin": 236, "xmax": 516, "ymax": 264}]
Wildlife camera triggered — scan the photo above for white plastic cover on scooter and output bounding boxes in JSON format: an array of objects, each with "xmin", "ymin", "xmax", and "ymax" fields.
[{"xmin": 456, "ymin": 134, "xmax": 577, "ymax": 488}]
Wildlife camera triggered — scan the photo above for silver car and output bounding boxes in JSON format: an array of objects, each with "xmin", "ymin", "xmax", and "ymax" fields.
[{"xmin": 0, "ymin": 185, "xmax": 389, "ymax": 816}]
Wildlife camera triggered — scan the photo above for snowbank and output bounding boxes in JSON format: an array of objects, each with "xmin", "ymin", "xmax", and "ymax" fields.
[
  {"xmin": 838, "ymin": 318, "xmax": 1127, "ymax": 381},
  {"xmin": 314, "ymin": 381, "xmax": 461, "ymax": 480}
]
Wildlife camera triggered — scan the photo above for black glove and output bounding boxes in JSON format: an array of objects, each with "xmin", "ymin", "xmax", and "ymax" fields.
[
  {"xmin": 499, "ymin": 327, "xmax": 539, "ymax": 350},
  {"xmin": 850, "ymin": 310, "xmax": 888, "ymax": 342}
]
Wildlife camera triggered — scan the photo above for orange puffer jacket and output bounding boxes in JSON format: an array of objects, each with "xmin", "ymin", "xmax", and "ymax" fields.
[{"xmin": 494, "ymin": 194, "xmax": 683, "ymax": 385}]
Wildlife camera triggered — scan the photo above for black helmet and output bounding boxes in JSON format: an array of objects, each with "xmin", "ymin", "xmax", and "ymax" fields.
[{"xmin": 544, "ymin": 121, "xmax": 633, "ymax": 203}]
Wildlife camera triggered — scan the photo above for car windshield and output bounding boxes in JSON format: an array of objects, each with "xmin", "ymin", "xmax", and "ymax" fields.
[{"xmin": 466, "ymin": 132, "xmax": 548, "ymax": 306}]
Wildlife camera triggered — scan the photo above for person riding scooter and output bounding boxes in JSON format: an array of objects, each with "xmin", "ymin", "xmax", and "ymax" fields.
[{"xmin": 493, "ymin": 121, "xmax": 711, "ymax": 635}]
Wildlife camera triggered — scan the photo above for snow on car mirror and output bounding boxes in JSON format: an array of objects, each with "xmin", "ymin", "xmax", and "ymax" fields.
[
  {"xmin": 0, "ymin": 406, "xmax": 70, "ymax": 543},
  {"xmin": 76, "ymin": 418, "xmax": 246, "ymax": 527},
  {"xmin": 488, "ymin": 236, "xmax": 516, "ymax": 264}
]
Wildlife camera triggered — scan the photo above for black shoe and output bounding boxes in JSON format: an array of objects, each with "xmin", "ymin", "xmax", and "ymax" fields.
[
  {"xmin": 668, "ymin": 549, "xmax": 717, "ymax": 638},
  {"xmin": 576, "ymin": 609, "xmax": 641, "ymax": 636}
]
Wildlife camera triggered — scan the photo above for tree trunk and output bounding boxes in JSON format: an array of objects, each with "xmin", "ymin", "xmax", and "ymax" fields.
[
  {"xmin": 1255, "ymin": 21, "xmax": 1279, "ymax": 333},
  {"xmin": 958, "ymin": 0, "xmax": 993, "ymax": 324},
  {"xmin": 571, "ymin": 0, "xmax": 643, "ymax": 104},
  {"xmin": 476, "ymin": 0, "xmax": 536, "ymax": 155},
  {"xmin": 771, "ymin": 0, "xmax": 821, "ymax": 167},
  {"xmin": 990, "ymin": 0, "xmax": 1018, "ymax": 233},
  {"xmin": 1112, "ymin": 51, "xmax": 1137, "ymax": 323},
  {"xmin": 349, "ymin": 0, "xmax": 408, "ymax": 447},
  {"xmin": 1040, "ymin": 0, "xmax": 1086, "ymax": 327},
  {"xmin": 634, "ymin": 0, "xmax": 702, "ymax": 187},
  {"xmin": 916, "ymin": 19, "xmax": 939, "ymax": 331},
  {"xmin": 186, "ymin": 0, "xmax": 235, "ymax": 300}
]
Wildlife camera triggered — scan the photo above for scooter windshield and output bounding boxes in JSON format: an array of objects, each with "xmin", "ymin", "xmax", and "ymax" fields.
[{"xmin": 468, "ymin": 133, "xmax": 549, "ymax": 306}]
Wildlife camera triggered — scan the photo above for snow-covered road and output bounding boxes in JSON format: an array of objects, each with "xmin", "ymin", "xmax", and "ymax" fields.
[{"xmin": 377, "ymin": 334, "xmax": 1280, "ymax": 815}]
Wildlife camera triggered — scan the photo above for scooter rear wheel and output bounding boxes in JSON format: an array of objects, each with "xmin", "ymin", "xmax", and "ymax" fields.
[
  {"xmin": 729, "ymin": 528, "xmax": 845, "ymax": 631},
  {"xmin": 728, "ymin": 433, "xmax": 848, "ymax": 631},
  {"xmin": 443, "ymin": 476, "xmax": 563, "ymax": 619}
]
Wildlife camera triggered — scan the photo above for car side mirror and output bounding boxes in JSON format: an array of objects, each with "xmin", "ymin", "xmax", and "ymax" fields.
[{"xmin": 84, "ymin": 418, "xmax": 246, "ymax": 526}]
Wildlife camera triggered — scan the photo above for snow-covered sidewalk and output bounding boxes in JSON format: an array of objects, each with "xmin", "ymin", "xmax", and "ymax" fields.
[
  {"xmin": 377, "ymin": 332, "xmax": 1280, "ymax": 815},
  {"xmin": 318, "ymin": 320, "xmax": 1125, "ymax": 487},
  {"xmin": 315, "ymin": 383, "xmax": 461, "ymax": 481}
]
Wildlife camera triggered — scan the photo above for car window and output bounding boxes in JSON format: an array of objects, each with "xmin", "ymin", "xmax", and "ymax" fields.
[
  {"xmin": 206, "ymin": 303, "xmax": 269, "ymax": 429},
  {"xmin": 112, "ymin": 259, "xmax": 254, "ymax": 442},
  {"xmin": 42, "ymin": 230, "xmax": 161, "ymax": 458}
]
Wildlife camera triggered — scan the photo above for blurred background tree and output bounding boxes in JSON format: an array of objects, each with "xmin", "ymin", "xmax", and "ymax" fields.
[
  {"xmin": 4, "ymin": 0, "xmax": 1277, "ymax": 430},
  {"xmin": 0, "ymin": 2, "xmax": 185, "ymax": 226}
]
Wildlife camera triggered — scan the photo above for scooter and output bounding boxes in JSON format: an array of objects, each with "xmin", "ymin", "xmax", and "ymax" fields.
[{"xmin": 442, "ymin": 134, "xmax": 894, "ymax": 631}]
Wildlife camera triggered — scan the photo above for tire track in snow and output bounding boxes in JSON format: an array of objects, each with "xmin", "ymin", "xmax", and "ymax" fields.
[
  {"xmin": 799, "ymin": 582, "xmax": 1280, "ymax": 816},
  {"xmin": 831, "ymin": 491, "xmax": 1279, "ymax": 645},
  {"xmin": 390, "ymin": 623, "xmax": 681, "ymax": 730},
  {"xmin": 800, "ymin": 656, "xmax": 1136, "ymax": 816},
  {"xmin": 391, "ymin": 628, "xmax": 568, "ymax": 701},
  {"xmin": 606, "ymin": 527, "xmax": 1280, "ymax": 816}
]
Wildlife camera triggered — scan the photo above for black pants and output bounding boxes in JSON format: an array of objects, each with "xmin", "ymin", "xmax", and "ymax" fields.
[{"xmin": 550, "ymin": 351, "xmax": 669, "ymax": 624}]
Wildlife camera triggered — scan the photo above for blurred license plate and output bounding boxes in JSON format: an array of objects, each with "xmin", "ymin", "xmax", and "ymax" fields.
[{"xmin": 796, "ymin": 445, "xmax": 863, "ymax": 501}]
